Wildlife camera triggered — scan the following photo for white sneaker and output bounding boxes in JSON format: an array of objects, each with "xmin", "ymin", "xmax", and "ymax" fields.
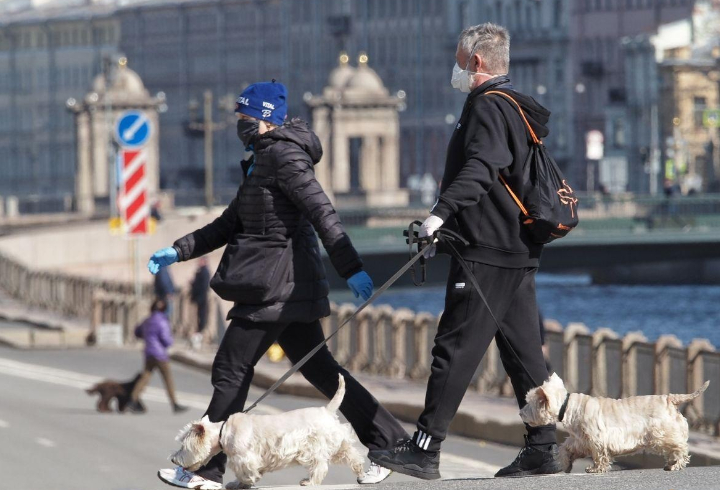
[
  {"xmin": 158, "ymin": 467, "xmax": 223, "ymax": 489},
  {"xmin": 357, "ymin": 461, "xmax": 393, "ymax": 484}
]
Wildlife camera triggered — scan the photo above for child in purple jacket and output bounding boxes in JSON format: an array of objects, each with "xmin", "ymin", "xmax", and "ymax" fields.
[{"xmin": 129, "ymin": 299, "xmax": 187, "ymax": 413}]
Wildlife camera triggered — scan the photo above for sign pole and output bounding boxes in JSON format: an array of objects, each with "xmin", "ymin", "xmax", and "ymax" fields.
[
  {"xmin": 134, "ymin": 236, "xmax": 141, "ymax": 300},
  {"xmin": 114, "ymin": 109, "xmax": 152, "ymax": 307}
]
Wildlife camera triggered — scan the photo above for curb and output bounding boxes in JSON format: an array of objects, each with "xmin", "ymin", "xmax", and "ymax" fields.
[{"xmin": 170, "ymin": 351, "xmax": 720, "ymax": 469}]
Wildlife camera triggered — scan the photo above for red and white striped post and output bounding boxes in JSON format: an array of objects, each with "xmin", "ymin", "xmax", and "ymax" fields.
[{"xmin": 119, "ymin": 149, "xmax": 149, "ymax": 236}]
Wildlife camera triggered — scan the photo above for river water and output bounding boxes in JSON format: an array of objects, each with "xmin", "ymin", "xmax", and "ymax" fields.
[{"xmin": 331, "ymin": 274, "xmax": 720, "ymax": 348}]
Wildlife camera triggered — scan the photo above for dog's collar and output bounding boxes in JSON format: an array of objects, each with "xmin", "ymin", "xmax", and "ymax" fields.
[
  {"xmin": 558, "ymin": 392, "xmax": 571, "ymax": 422},
  {"xmin": 218, "ymin": 420, "xmax": 227, "ymax": 451}
]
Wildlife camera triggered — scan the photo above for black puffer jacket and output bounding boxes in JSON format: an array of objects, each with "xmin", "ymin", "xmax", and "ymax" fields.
[{"xmin": 173, "ymin": 118, "xmax": 363, "ymax": 323}]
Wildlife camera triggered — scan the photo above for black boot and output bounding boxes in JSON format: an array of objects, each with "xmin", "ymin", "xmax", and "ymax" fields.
[
  {"xmin": 368, "ymin": 438, "xmax": 441, "ymax": 480},
  {"xmin": 495, "ymin": 436, "xmax": 562, "ymax": 477}
]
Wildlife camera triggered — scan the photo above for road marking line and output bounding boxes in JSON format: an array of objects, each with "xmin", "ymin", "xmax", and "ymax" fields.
[
  {"xmin": 441, "ymin": 452, "xmax": 501, "ymax": 476},
  {"xmin": 0, "ymin": 419, "xmax": 8, "ymax": 428},
  {"xmin": 36, "ymin": 438, "xmax": 56, "ymax": 448},
  {"xmin": 0, "ymin": 357, "xmax": 283, "ymax": 414}
]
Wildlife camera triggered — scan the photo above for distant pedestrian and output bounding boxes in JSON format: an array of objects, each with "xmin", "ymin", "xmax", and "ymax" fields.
[
  {"xmin": 151, "ymin": 201, "xmax": 163, "ymax": 222},
  {"xmin": 154, "ymin": 266, "xmax": 176, "ymax": 319},
  {"xmin": 130, "ymin": 299, "xmax": 188, "ymax": 414},
  {"xmin": 190, "ymin": 257, "xmax": 211, "ymax": 350}
]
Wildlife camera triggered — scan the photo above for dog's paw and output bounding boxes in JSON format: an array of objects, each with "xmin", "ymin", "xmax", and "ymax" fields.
[
  {"xmin": 585, "ymin": 465, "xmax": 610, "ymax": 474},
  {"xmin": 299, "ymin": 479, "xmax": 310, "ymax": 486}
]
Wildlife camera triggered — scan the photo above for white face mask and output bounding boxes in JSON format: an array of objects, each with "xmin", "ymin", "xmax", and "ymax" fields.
[
  {"xmin": 450, "ymin": 60, "xmax": 506, "ymax": 93},
  {"xmin": 451, "ymin": 62, "xmax": 475, "ymax": 93}
]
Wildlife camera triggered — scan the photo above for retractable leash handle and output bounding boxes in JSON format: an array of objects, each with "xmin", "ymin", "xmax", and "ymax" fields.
[{"xmin": 404, "ymin": 220, "xmax": 431, "ymax": 286}]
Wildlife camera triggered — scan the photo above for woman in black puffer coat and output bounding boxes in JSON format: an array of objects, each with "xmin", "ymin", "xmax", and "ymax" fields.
[{"xmin": 151, "ymin": 81, "xmax": 408, "ymax": 489}]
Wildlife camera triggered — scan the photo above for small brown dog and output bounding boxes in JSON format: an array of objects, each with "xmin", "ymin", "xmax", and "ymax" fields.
[{"xmin": 86, "ymin": 373, "xmax": 145, "ymax": 413}]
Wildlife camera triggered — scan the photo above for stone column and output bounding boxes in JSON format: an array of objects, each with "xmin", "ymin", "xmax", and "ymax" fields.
[
  {"xmin": 332, "ymin": 127, "xmax": 350, "ymax": 193},
  {"xmin": 90, "ymin": 111, "xmax": 110, "ymax": 198},
  {"xmin": 381, "ymin": 118, "xmax": 400, "ymax": 190},
  {"xmin": 312, "ymin": 106, "xmax": 333, "ymax": 197},
  {"xmin": 360, "ymin": 134, "xmax": 380, "ymax": 191},
  {"xmin": 75, "ymin": 111, "xmax": 94, "ymax": 214}
]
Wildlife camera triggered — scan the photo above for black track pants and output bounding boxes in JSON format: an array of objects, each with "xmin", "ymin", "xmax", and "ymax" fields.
[
  {"xmin": 416, "ymin": 259, "xmax": 555, "ymax": 452},
  {"xmin": 195, "ymin": 318, "xmax": 409, "ymax": 483}
]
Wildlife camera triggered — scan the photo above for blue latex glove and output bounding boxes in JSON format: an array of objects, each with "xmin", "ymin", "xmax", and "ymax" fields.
[
  {"xmin": 347, "ymin": 271, "xmax": 373, "ymax": 301},
  {"xmin": 147, "ymin": 247, "xmax": 178, "ymax": 275}
]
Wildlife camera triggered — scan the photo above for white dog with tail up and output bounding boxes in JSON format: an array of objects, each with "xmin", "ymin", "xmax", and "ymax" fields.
[
  {"xmin": 520, "ymin": 373, "xmax": 709, "ymax": 474},
  {"xmin": 170, "ymin": 374, "xmax": 365, "ymax": 488}
]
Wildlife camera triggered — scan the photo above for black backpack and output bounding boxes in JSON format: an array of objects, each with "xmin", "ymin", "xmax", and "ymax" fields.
[{"xmin": 486, "ymin": 90, "xmax": 579, "ymax": 244}]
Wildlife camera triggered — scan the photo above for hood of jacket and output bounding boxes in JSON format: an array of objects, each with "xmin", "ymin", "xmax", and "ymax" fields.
[
  {"xmin": 256, "ymin": 117, "xmax": 323, "ymax": 164},
  {"xmin": 470, "ymin": 76, "xmax": 551, "ymax": 139}
]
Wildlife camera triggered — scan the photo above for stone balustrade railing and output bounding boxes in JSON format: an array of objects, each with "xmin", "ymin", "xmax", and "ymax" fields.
[{"xmin": 1, "ymin": 251, "xmax": 718, "ymax": 434}]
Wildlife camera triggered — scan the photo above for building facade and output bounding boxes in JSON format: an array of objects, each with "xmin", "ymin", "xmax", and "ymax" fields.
[
  {"xmin": 0, "ymin": 1, "xmax": 121, "ymax": 201},
  {"xmin": 570, "ymin": 0, "xmax": 695, "ymax": 192},
  {"xmin": 0, "ymin": 0, "xmax": 703, "ymax": 206}
]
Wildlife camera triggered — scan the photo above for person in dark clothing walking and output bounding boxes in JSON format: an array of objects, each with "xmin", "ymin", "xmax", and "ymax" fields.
[
  {"xmin": 154, "ymin": 267, "xmax": 176, "ymax": 319},
  {"xmin": 369, "ymin": 23, "xmax": 562, "ymax": 480},
  {"xmin": 150, "ymin": 81, "xmax": 408, "ymax": 489},
  {"xmin": 190, "ymin": 257, "xmax": 211, "ymax": 349}
]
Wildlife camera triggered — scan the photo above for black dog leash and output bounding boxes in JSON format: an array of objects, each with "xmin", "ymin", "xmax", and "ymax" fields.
[{"xmin": 243, "ymin": 236, "xmax": 431, "ymax": 414}]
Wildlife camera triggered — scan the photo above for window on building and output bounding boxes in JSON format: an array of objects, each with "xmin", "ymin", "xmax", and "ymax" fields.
[
  {"xmin": 555, "ymin": 59, "xmax": 564, "ymax": 85},
  {"xmin": 694, "ymin": 96, "xmax": 707, "ymax": 127},
  {"xmin": 612, "ymin": 117, "xmax": 626, "ymax": 148},
  {"xmin": 554, "ymin": 0, "xmax": 563, "ymax": 27}
]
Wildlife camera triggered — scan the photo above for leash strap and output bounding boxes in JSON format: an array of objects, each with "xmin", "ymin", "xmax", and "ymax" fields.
[
  {"xmin": 404, "ymin": 220, "xmax": 427, "ymax": 286},
  {"xmin": 442, "ymin": 238, "xmax": 542, "ymax": 387},
  {"xmin": 243, "ymin": 243, "xmax": 430, "ymax": 414}
]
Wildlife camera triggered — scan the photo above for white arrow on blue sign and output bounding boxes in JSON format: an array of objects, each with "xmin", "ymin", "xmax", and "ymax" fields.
[{"xmin": 115, "ymin": 110, "xmax": 152, "ymax": 147}]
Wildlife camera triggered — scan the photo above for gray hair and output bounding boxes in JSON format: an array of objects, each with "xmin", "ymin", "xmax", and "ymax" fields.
[{"xmin": 458, "ymin": 23, "xmax": 510, "ymax": 74}]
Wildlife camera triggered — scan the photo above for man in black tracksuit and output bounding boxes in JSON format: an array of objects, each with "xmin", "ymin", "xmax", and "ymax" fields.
[{"xmin": 370, "ymin": 23, "xmax": 562, "ymax": 479}]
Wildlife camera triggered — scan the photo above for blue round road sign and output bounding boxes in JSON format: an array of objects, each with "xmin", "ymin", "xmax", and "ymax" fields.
[{"xmin": 115, "ymin": 110, "xmax": 151, "ymax": 147}]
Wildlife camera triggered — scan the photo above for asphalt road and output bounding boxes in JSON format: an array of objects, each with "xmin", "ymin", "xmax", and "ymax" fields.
[
  {"xmin": 2, "ymin": 345, "xmax": 718, "ymax": 490},
  {"xmin": 0, "ymin": 345, "xmax": 520, "ymax": 490}
]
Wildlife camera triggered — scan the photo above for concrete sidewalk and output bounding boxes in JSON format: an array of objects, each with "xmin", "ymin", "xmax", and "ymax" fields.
[
  {"xmin": 0, "ymin": 289, "xmax": 89, "ymax": 348},
  {"xmin": 173, "ymin": 348, "xmax": 720, "ymax": 470}
]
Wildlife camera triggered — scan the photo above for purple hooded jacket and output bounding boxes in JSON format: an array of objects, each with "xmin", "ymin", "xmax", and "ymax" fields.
[{"xmin": 134, "ymin": 311, "xmax": 173, "ymax": 361}]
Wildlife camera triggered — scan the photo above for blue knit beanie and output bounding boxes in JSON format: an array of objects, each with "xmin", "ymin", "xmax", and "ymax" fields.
[{"xmin": 235, "ymin": 80, "xmax": 287, "ymax": 126}]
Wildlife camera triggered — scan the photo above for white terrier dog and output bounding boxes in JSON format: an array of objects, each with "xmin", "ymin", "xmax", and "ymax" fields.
[
  {"xmin": 520, "ymin": 373, "xmax": 709, "ymax": 474},
  {"xmin": 170, "ymin": 374, "xmax": 365, "ymax": 488}
]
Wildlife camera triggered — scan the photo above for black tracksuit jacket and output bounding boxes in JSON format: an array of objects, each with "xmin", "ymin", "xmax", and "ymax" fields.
[{"xmin": 431, "ymin": 76, "xmax": 551, "ymax": 268}]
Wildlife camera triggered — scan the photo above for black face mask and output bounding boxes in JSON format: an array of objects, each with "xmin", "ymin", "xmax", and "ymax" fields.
[{"xmin": 236, "ymin": 119, "xmax": 259, "ymax": 149}]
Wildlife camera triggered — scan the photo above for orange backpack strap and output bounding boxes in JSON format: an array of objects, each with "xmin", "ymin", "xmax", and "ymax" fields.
[
  {"xmin": 484, "ymin": 90, "xmax": 535, "ymax": 219},
  {"xmin": 485, "ymin": 90, "xmax": 541, "ymax": 144}
]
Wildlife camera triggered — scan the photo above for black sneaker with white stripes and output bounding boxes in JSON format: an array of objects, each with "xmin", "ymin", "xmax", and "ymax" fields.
[{"xmin": 367, "ymin": 432, "xmax": 441, "ymax": 481}]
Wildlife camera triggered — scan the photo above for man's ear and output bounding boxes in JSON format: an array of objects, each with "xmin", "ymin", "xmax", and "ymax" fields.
[{"xmin": 472, "ymin": 52, "xmax": 483, "ymax": 72}]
